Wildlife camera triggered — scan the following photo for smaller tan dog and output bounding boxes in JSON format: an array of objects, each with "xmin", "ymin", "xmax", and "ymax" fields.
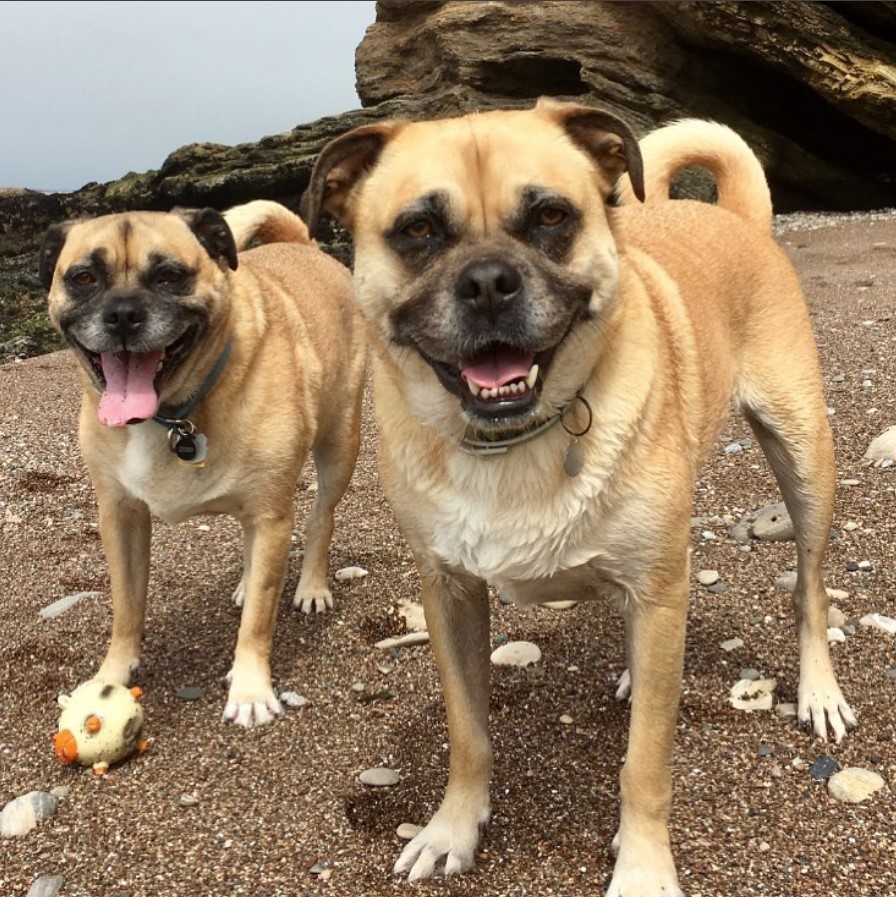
[{"xmin": 40, "ymin": 200, "xmax": 366, "ymax": 727}]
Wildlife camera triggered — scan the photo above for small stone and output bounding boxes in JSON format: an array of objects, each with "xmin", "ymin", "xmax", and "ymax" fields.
[
  {"xmin": 559, "ymin": 714, "xmax": 574, "ymax": 725},
  {"xmin": 396, "ymin": 823, "xmax": 422, "ymax": 841},
  {"xmin": 720, "ymin": 638, "xmax": 744, "ymax": 652},
  {"xmin": 859, "ymin": 613, "xmax": 896, "ymax": 635},
  {"xmin": 319, "ymin": 869, "xmax": 333, "ymax": 882},
  {"xmin": 335, "ymin": 566, "xmax": 368, "ymax": 581},
  {"xmin": 359, "ymin": 767, "xmax": 400, "ymax": 787},
  {"xmin": 729, "ymin": 678, "xmax": 776, "ymax": 712},
  {"xmin": 177, "ymin": 686, "xmax": 204, "ymax": 701},
  {"xmin": 751, "ymin": 502, "xmax": 794, "ymax": 542},
  {"xmin": 397, "ymin": 600, "xmax": 427, "ymax": 631},
  {"xmin": 39, "ymin": 591, "xmax": 100, "ymax": 620},
  {"xmin": 826, "ymin": 588, "xmax": 849, "ymax": 601},
  {"xmin": 1, "ymin": 791, "xmax": 58, "ymax": 838},
  {"xmin": 540, "ymin": 600, "xmax": 578, "ymax": 610},
  {"xmin": 827, "ymin": 767, "xmax": 885, "ymax": 803},
  {"xmin": 757, "ymin": 743, "xmax": 775, "ymax": 757},
  {"xmin": 729, "ymin": 521, "xmax": 752, "ymax": 543},
  {"xmin": 351, "ymin": 682, "xmax": 366, "ymax": 693},
  {"xmin": 774, "ymin": 571, "xmax": 797, "ymax": 592},
  {"xmin": 828, "ymin": 605, "xmax": 847, "ymax": 628},
  {"xmin": 490, "ymin": 641, "xmax": 542, "ymax": 667},
  {"xmin": 827, "ymin": 627, "xmax": 846, "ymax": 643},
  {"xmin": 375, "ymin": 631, "xmax": 430, "ymax": 650},
  {"xmin": 884, "ymin": 668, "xmax": 896, "ymax": 679},
  {"xmin": 808, "ymin": 754, "xmax": 838, "ymax": 780},
  {"xmin": 739, "ymin": 668, "xmax": 761, "ymax": 681},
  {"xmin": 49, "ymin": 786, "xmax": 70, "ymax": 800},
  {"xmin": 696, "ymin": 570, "xmax": 719, "ymax": 586},
  {"xmin": 776, "ymin": 702, "xmax": 797, "ymax": 719},
  {"xmin": 279, "ymin": 691, "xmax": 309, "ymax": 708},
  {"xmin": 179, "ymin": 793, "xmax": 199, "ymax": 807},
  {"xmin": 707, "ymin": 582, "xmax": 729, "ymax": 594},
  {"xmin": 26, "ymin": 875, "xmax": 64, "ymax": 897},
  {"xmin": 309, "ymin": 861, "xmax": 328, "ymax": 875},
  {"xmin": 724, "ymin": 442, "xmax": 743, "ymax": 454}
]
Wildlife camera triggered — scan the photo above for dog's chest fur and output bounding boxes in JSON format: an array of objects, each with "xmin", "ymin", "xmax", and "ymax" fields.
[
  {"xmin": 118, "ymin": 424, "xmax": 239, "ymax": 523},
  {"xmin": 428, "ymin": 444, "xmax": 625, "ymax": 588}
]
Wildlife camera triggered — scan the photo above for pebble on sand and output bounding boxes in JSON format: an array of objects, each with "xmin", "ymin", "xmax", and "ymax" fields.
[
  {"xmin": 375, "ymin": 631, "xmax": 430, "ymax": 650},
  {"xmin": 25, "ymin": 875, "xmax": 64, "ymax": 897},
  {"xmin": 39, "ymin": 591, "xmax": 101, "ymax": 620},
  {"xmin": 720, "ymin": 638, "xmax": 744, "ymax": 652},
  {"xmin": 490, "ymin": 641, "xmax": 542, "ymax": 667},
  {"xmin": 860, "ymin": 613, "xmax": 896, "ymax": 635},
  {"xmin": 359, "ymin": 767, "xmax": 400, "ymax": 787},
  {"xmin": 697, "ymin": 570, "xmax": 720, "ymax": 586},
  {"xmin": 396, "ymin": 823, "xmax": 422, "ymax": 841},
  {"xmin": 335, "ymin": 566, "xmax": 369, "ymax": 581},
  {"xmin": 728, "ymin": 678, "xmax": 777, "ymax": 712},
  {"xmin": 0, "ymin": 791, "xmax": 58, "ymax": 838},
  {"xmin": 827, "ymin": 767, "xmax": 885, "ymax": 803}
]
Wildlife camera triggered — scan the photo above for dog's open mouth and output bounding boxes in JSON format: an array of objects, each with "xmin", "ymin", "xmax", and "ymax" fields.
[
  {"xmin": 430, "ymin": 343, "xmax": 559, "ymax": 418},
  {"xmin": 77, "ymin": 326, "xmax": 198, "ymax": 427}
]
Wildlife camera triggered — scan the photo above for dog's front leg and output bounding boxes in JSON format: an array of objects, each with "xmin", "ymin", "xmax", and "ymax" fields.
[
  {"xmin": 394, "ymin": 567, "xmax": 492, "ymax": 881},
  {"xmin": 223, "ymin": 514, "xmax": 291, "ymax": 727},
  {"xmin": 608, "ymin": 575, "xmax": 687, "ymax": 897},
  {"xmin": 94, "ymin": 490, "xmax": 151, "ymax": 685}
]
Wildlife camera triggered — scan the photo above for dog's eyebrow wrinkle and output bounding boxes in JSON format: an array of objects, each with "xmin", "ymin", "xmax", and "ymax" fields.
[{"xmin": 394, "ymin": 191, "xmax": 452, "ymax": 227}]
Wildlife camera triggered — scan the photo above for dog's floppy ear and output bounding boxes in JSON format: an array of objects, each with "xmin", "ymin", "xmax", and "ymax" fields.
[
  {"xmin": 39, "ymin": 221, "xmax": 74, "ymax": 291},
  {"xmin": 537, "ymin": 98, "xmax": 645, "ymax": 203},
  {"xmin": 176, "ymin": 207, "xmax": 239, "ymax": 271},
  {"xmin": 301, "ymin": 120, "xmax": 406, "ymax": 238}
]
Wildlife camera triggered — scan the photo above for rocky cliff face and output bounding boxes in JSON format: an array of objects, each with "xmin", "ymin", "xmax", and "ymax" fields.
[{"xmin": 2, "ymin": 0, "xmax": 894, "ymax": 357}]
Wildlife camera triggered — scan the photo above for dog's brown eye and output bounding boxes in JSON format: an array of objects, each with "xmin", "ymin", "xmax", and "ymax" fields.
[
  {"xmin": 71, "ymin": 271, "xmax": 97, "ymax": 287},
  {"xmin": 537, "ymin": 207, "xmax": 567, "ymax": 228},
  {"xmin": 403, "ymin": 219, "xmax": 433, "ymax": 240}
]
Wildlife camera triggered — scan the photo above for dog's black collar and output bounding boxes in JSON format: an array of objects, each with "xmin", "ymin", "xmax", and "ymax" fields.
[
  {"xmin": 152, "ymin": 337, "xmax": 232, "ymax": 427},
  {"xmin": 459, "ymin": 390, "xmax": 592, "ymax": 462}
]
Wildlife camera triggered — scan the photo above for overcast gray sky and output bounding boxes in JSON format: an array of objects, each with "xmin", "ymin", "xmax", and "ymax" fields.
[{"xmin": 0, "ymin": 0, "xmax": 377, "ymax": 192}]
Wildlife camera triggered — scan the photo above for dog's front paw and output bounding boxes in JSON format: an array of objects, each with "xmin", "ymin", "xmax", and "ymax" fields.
[
  {"xmin": 222, "ymin": 691, "xmax": 283, "ymax": 728},
  {"xmin": 293, "ymin": 587, "xmax": 334, "ymax": 614},
  {"xmin": 393, "ymin": 812, "xmax": 483, "ymax": 881},
  {"xmin": 222, "ymin": 665, "xmax": 283, "ymax": 728},
  {"xmin": 95, "ymin": 654, "xmax": 140, "ymax": 686},
  {"xmin": 607, "ymin": 844, "xmax": 683, "ymax": 897},
  {"xmin": 798, "ymin": 679, "xmax": 857, "ymax": 744}
]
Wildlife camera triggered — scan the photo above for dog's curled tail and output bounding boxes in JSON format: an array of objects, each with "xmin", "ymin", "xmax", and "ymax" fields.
[
  {"xmin": 223, "ymin": 200, "xmax": 313, "ymax": 251},
  {"xmin": 618, "ymin": 119, "xmax": 773, "ymax": 232}
]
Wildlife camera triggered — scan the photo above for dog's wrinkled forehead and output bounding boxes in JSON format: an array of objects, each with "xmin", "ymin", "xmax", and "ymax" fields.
[
  {"xmin": 368, "ymin": 112, "xmax": 604, "ymax": 234},
  {"xmin": 57, "ymin": 214, "xmax": 203, "ymax": 278}
]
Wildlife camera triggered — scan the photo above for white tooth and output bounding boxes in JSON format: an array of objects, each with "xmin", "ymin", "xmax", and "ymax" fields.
[
  {"xmin": 467, "ymin": 379, "xmax": 480, "ymax": 396},
  {"xmin": 526, "ymin": 364, "xmax": 539, "ymax": 389}
]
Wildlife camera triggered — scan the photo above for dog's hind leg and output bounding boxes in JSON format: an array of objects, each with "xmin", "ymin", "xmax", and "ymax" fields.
[
  {"xmin": 293, "ymin": 393, "xmax": 363, "ymax": 614},
  {"xmin": 741, "ymin": 378, "xmax": 856, "ymax": 743}
]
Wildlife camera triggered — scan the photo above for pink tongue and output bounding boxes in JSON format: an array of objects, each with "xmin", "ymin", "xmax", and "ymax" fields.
[
  {"xmin": 460, "ymin": 347, "xmax": 534, "ymax": 390},
  {"xmin": 97, "ymin": 351, "xmax": 162, "ymax": 427}
]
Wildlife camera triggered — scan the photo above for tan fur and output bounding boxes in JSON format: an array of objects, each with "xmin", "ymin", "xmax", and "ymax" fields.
[
  {"xmin": 302, "ymin": 99, "xmax": 855, "ymax": 894},
  {"xmin": 42, "ymin": 200, "xmax": 367, "ymax": 728}
]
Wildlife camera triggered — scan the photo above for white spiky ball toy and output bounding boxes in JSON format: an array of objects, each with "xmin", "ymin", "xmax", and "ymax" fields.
[{"xmin": 53, "ymin": 680, "xmax": 148, "ymax": 775}]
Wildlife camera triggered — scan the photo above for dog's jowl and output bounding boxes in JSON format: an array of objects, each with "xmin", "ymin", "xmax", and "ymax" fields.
[
  {"xmin": 302, "ymin": 99, "xmax": 856, "ymax": 895},
  {"xmin": 41, "ymin": 200, "xmax": 367, "ymax": 728}
]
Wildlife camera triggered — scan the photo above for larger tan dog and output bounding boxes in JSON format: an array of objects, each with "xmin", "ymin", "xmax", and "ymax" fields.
[
  {"xmin": 301, "ymin": 99, "xmax": 856, "ymax": 894},
  {"xmin": 40, "ymin": 200, "xmax": 366, "ymax": 728}
]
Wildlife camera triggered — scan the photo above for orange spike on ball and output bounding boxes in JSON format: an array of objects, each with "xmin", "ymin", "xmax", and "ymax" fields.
[{"xmin": 53, "ymin": 729, "xmax": 78, "ymax": 764}]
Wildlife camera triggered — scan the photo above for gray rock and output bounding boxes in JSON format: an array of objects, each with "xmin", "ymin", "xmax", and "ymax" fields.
[
  {"xmin": 359, "ymin": 767, "xmax": 400, "ymax": 787},
  {"xmin": 26, "ymin": 875, "xmax": 64, "ymax": 897},
  {"xmin": 808, "ymin": 754, "xmax": 838, "ymax": 780},
  {"xmin": 39, "ymin": 591, "xmax": 101, "ymax": 620},
  {"xmin": 696, "ymin": 569, "xmax": 719, "ymax": 586},
  {"xmin": 1, "ymin": 791, "xmax": 58, "ymax": 838},
  {"xmin": 279, "ymin": 691, "xmax": 309, "ymax": 708},
  {"xmin": 375, "ymin": 631, "xmax": 430, "ymax": 650},
  {"xmin": 396, "ymin": 822, "xmax": 422, "ymax": 841},
  {"xmin": 729, "ymin": 521, "xmax": 752, "ymax": 543},
  {"xmin": 751, "ymin": 502, "xmax": 795, "ymax": 541},
  {"xmin": 176, "ymin": 686, "xmax": 204, "ymax": 701},
  {"xmin": 490, "ymin": 641, "xmax": 542, "ymax": 667}
]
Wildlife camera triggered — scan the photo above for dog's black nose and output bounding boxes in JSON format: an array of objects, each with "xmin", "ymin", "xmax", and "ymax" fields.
[
  {"xmin": 455, "ymin": 259, "xmax": 522, "ymax": 322},
  {"xmin": 102, "ymin": 297, "xmax": 147, "ymax": 340}
]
